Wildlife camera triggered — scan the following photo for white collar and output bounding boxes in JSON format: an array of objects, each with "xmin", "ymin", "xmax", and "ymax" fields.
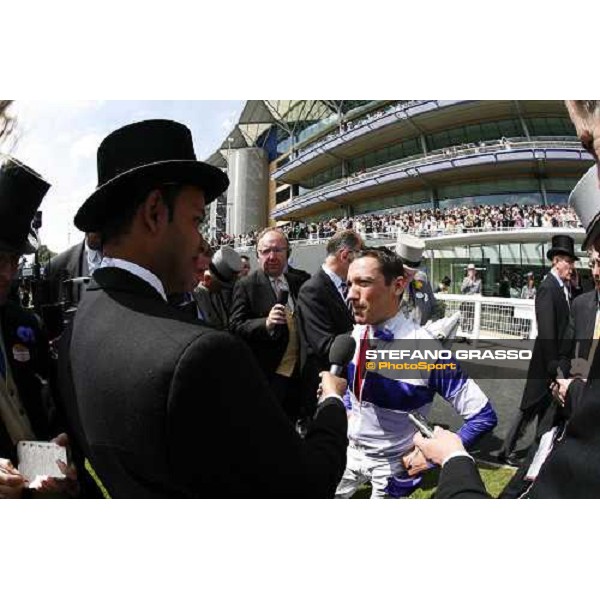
[
  {"xmin": 550, "ymin": 269, "xmax": 565, "ymax": 289},
  {"xmin": 373, "ymin": 310, "xmax": 407, "ymax": 334},
  {"xmin": 98, "ymin": 257, "xmax": 167, "ymax": 302},
  {"xmin": 321, "ymin": 264, "xmax": 344, "ymax": 289},
  {"xmin": 268, "ymin": 273, "xmax": 286, "ymax": 283}
]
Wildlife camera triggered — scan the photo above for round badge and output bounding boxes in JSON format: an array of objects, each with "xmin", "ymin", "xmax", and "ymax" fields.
[
  {"xmin": 415, "ymin": 292, "xmax": 425, "ymax": 299},
  {"xmin": 12, "ymin": 344, "xmax": 31, "ymax": 363}
]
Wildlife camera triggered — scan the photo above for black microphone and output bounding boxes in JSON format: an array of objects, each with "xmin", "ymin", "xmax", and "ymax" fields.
[
  {"xmin": 329, "ymin": 334, "xmax": 357, "ymax": 376},
  {"xmin": 277, "ymin": 289, "xmax": 289, "ymax": 306}
]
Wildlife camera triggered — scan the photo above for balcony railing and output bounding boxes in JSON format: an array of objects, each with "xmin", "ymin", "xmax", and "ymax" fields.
[
  {"xmin": 273, "ymin": 100, "xmax": 450, "ymax": 178},
  {"xmin": 272, "ymin": 138, "xmax": 590, "ymax": 218}
]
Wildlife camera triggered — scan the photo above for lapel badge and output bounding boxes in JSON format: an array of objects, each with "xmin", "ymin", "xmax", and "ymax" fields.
[{"xmin": 12, "ymin": 343, "xmax": 31, "ymax": 363}]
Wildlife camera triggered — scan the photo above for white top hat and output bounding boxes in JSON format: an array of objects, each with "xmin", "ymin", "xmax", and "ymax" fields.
[
  {"xmin": 210, "ymin": 246, "xmax": 242, "ymax": 282},
  {"xmin": 395, "ymin": 234, "xmax": 424, "ymax": 269}
]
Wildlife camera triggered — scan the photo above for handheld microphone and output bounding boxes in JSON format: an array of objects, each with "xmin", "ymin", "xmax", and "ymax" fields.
[
  {"xmin": 328, "ymin": 334, "xmax": 357, "ymax": 376},
  {"xmin": 277, "ymin": 289, "xmax": 289, "ymax": 307}
]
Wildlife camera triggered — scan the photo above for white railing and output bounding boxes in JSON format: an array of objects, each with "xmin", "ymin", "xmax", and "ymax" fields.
[
  {"xmin": 229, "ymin": 224, "xmax": 580, "ymax": 250},
  {"xmin": 435, "ymin": 293, "xmax": 537, "ymax": 340}
]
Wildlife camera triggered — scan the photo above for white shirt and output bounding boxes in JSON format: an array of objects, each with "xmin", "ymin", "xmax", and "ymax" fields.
[
  {"xmin": 98, "ymin": 257, "xmax": 167, "ymax": 302},
  {"xmin": 322, "ymin": 264, "xmax": 347, "ymax": 302},
  {"xmin": 85, "ymin": 240, "xmax": 103, "ymax": 276},
  {"xmin": 550, "ymin": 268, "xmax": 570, "ymax": 306},
  {"xmin": 269, "ymin": 274, "xmax": 293, "ymax": 310}
]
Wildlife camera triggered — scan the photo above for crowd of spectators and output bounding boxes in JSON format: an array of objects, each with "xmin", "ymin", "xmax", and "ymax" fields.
[{"xmin": 208, "ymin": 203, "xmax": 581, "ymax": 249}]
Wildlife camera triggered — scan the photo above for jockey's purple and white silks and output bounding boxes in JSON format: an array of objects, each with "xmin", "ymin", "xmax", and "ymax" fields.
[{"xmin": 343, "ymin": 312, "xmax": 497, "ymax": 461}]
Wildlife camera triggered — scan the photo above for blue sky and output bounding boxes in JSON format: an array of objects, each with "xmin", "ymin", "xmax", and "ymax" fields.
[{"xmin": 3, "ymin": 100, "xmax": 245, "ymax": 253}]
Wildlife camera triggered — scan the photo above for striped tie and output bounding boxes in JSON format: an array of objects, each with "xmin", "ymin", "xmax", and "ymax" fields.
[{"xmin": 340, "ymin": 281, "xmax": 352, "ymax": 311}]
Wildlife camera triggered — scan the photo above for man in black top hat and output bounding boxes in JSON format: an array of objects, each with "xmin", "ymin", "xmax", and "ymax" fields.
[
  {"xmin": 0, "ymin": 157, "xmax": 76, "ymax": 499},
  {"xmin": 498, "ymin": 234, "xmax": 576, "ymax": 470},
  {"xmin": 59, "ymin": 119, "xmax": 348, "ymax": 498}
]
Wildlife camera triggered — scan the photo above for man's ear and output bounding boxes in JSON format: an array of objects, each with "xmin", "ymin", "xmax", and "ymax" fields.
[
  {"xmin": 394, "ymin": 275, "xmax": 406, "ymax": 297},
  {"xmin": 140, "ymin": 189, "xmax": 168, "ymax": 234}
]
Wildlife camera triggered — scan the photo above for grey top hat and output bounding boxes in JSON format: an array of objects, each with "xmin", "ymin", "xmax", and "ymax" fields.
[
  {"xmin": 569, "ymin": 165, "xmax": 600, "ymax": 250},
  {"xmin": 395, "ymin": 234, "xmax": 424, "ymax": 269},
  {"xmin": 210, "ymin": 246, "xmax": 242, "ymax": 283}
]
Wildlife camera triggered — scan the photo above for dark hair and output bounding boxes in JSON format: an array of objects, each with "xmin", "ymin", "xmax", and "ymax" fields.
[
  {"xmin": 326, "ymin": 229, "xmax": 362, "ymax": 256},
  {"xmin": 355, "ymin": 246, "xmax": 404, "ymax": 284},
  {"xmin": 100, "ymin": 183, "xmax": 184, "ymax": 244},
  {"xmin": 442, "ymin": 276, "xmax": 451, "ymax": 286}
]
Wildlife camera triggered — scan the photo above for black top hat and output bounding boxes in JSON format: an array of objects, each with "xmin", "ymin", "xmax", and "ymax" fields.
[
  {"xmin": 569, "ymin": 165, "xmax": 600, "ymax": 250},
  {"xmin": 546, "ymin": 234, "xmax": 576, "ymax": 261},
  {"xmin": 0, "ymin": 157, "xmax": 50, "ymax": 254},
  {"xmin": 74, "ymin": 119, "xmax": 229, "ymax": 232}
]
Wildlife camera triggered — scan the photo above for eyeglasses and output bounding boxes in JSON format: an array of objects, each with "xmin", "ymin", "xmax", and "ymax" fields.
[{"xmin": 258, "ymin": 246, "xmax": 287, "ymax": 257}]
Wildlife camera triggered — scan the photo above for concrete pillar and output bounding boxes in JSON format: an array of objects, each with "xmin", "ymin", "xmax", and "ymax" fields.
[{"xmin": 226, "ymin": 148, "xmax": 269, "ymax": 235}]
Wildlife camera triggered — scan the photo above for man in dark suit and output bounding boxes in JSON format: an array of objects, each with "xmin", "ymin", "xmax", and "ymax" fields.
[
  {"xmin": 60, "ymin": 119, "xmax": 348, "ymax": 499},
  {"xmin": 230, "ymin": 227, "xmax": 308, "ymax": 421},
  {"xmin": 0, "ymin": 157, "xmax": 77, "ymax": 499},
  {"xmin": 45, "ymin": 232, "xmax": 103, "ymax": 306},
  {"xmin": 296, "ymin": 230, "xmax": 363, "ymax": 404},
  {"xmin": 498, "ymin": 234, "xmax": 575, "ymax": 466}
]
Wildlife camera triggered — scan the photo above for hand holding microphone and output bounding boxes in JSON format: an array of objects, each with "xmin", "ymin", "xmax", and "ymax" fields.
[
  {"xmin": 266, "ymin": 289, "xmax": 289, "ymax": 333},
  {"xmin": 317, "ymin": 334, "xmax": 356, "ymax": 401}
]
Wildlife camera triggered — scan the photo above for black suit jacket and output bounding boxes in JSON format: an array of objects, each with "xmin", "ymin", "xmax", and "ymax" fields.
[
  {"xmin": 61, "ymin": 267, "xmax": 347, "ymax": 498},
  {"xmin": 520, "ymin": 273, "xmax": 570, "ymax": 410},
  {"xmin": 435, "ymin": 456, "xmax": 490, "ymax": 499},
  {"xmin": 296, "ymin": 268, "xmax": 354, "ymax": 398},
  {"xmin": 524, "ymin": 343, "xmax": 600, "ymax": 498},
  {"xmin": 0, "ymin": 302, "xmax": 57, "ymax": 463},
  {"xmin": 229, "ymin": 269, "xmax": 306, "ymax": 378},
  {"xmin": 560, "ymin": 290, "xmax": 597, "ymax": 374},
  {"xmin": 45, "ymin": 241, "xmax": 88, "ymax": 305},
  {"xmin": 287, "ymin": 265, "xmax": 311, "ymax": 286}
]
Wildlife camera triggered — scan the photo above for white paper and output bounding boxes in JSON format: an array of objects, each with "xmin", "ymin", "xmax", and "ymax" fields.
[
  {"xmin": 525, "ymin": 427, "xmax": 558, "ymax": 481},
  {"xmin": 17, "ymin": 441, "xmax": 66, "ymax": 483}
]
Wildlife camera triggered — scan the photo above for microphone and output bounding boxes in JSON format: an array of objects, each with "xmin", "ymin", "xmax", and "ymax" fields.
[
  {"xmin": 277, "ymin": 289, "xmax": 289, "ymax": 307},
  {"xmin": 329, "ymin": 334, "xmax": 357, "ymax": 376}
]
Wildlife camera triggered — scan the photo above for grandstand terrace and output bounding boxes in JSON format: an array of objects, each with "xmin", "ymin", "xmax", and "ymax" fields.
[{"xmin": 206, "ymin": 100, "xmax": 592, "ymax": 297}]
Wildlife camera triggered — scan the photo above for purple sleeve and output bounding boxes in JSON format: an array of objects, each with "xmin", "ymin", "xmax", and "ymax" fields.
[{"xmin": 457, "ymin": 402, "xmax": 498, "ymax": 448}]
